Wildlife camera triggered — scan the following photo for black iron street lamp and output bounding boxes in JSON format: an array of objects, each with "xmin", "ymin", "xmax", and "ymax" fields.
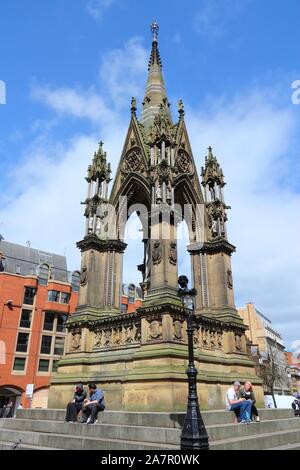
[{"xmin": 178, "ymin": 275, "xmax": 209, "ymax": 450}]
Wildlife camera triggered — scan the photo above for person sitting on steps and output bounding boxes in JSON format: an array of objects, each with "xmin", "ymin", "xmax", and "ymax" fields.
[
  {"xmin": 225, "ymin": 381, "xmax": 252, "ymax": 424},
  {"xmin": 81, "ymin": 383, "xmax": 105, "ymax": 425},
  {"xmin": 239, "ymin": 381, "xmax": 260, "ymax": 422},
  {"xmin": 65, "ymin": 383, "xmax": 87, "ymax": 423}
]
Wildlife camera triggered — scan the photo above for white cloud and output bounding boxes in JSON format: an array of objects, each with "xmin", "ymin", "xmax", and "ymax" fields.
[
  {"xmin": 86, "ymin": 0, "xmax": 116, "ymax": 20},
  {"xmin": 31, "ymin": 85, "xmax": 113, "ymax": 122},
  {"xmin": 99, "ymin": 37, "xmax": 148, "ymax": 107},
  {"xmin": 186, "ymin": 90, "xmax": 300, "ymax": 348}
]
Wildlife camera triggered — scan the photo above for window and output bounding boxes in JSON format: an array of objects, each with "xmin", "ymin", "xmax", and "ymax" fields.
[
  {"xmin": 48, "ymin": 290, "xmax": 70, "ymax": 304},
  {"xmin": 121, "ymin": 303, "xmax": 127, "ymax": 313},
  {"xmin": 38, "ymin": 264, "xmax": 50, "ymax": 286},
  {"xmin": 13, "ymin": 357, "xmax": 26, "ymax": 371},
  {"xmin": 60, "ymin": 292, "xmax": 70, "ymax": 304},
  {"xmin": 43, "ymin": 312, "xmax": 54, "ymax": 331},
  {"xmin": 48, "ymin": 290, "xmax": 60, "ymax": 302},
  {"xmin": 57, "ymin": 314, "xmax": 68, "ymax": 333},
  {"xmin": 16, "ymin": 332, "xmax": 29, "ymax": 352},
  {"xmin": 15, "ymin": 265, "xmax": 21, "ymax": 275},
  {"xmin": 19, "ymin": 309, "xmax": 32, "ymax": 329},
  {"xmin": 40, "ymin": 335, "xmax": 52, "ymax": 354},
  {"xmin": 52, "ymin": 360, "xmax": 59, "ymax": 372},
  {"xmin": 38, "ymin": 359, "xmax": 49, "ymax": 372},
  {"xmin": 54, "ymin": 337, "xmax": 65, "ymax": 356},
  {"xmin": 71, "ymin": 271, "xmax": 80, "ymax": 292},
  {"xmin": 23, "ymin": 287, "xmax": 36, "ymax": 305}
]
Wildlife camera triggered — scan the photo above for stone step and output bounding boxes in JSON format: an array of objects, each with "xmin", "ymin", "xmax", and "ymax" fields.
[
  {"xmin": 16, "ymin": 407, "xmax": 294, "ymax": 428},
  {"xmin": 2, "ymin": 416, "xmax": 300, "ymax": 446},
  {"xmin": 210, "ymin": 428, "xmax": 300, "ymax": 450},
  {"xmin": 269, "ymin": 442, "xmax": 300, "ymax": 450},
  {"xmin": 0, "ymin": 440, "xmax": 60, "ymax": 451},
  {"xmin": 0, "ymin": 428, "xmax": 178, "ymax": 451}
]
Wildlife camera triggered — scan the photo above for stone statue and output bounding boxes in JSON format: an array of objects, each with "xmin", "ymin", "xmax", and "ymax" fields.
[
  {"xmin": 156, "ymin": 183, "xmax": 162, "ymax": 203},
  {"xmin": 227, "ymin": 269, "xmax": 233, "ymax": 289},
  {"xmin": 80, "ymin": 266, "xmax": 88, "ymax": 286}
]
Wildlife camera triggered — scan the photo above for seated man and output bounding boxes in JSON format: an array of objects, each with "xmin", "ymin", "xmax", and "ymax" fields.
[
  {"xmin": 225, "ymin": 381, "xmax": 252, "ymax": 423},
  {"xmin": 81, "ymin": 383, "xmax": 105, "ymax": 425}
]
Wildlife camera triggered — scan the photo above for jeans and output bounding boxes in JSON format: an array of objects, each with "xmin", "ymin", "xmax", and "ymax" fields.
[
  {"xmin": 230, "ymin": 401, "xmax": 252, "ymax": 421},
  {"xmin": 81, "ymin": 403, "xmax": 105, "ymax": 423}
]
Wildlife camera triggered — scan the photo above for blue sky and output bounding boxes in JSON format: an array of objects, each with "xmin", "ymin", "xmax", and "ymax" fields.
[{"xmin": 0, "ymin": 0, "xmax": 300, "ymax": 350}]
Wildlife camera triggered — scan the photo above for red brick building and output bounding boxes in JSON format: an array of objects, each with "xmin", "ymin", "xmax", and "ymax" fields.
[
  {"xmin": 0, "ymin": 240, "xmax": 79, "ymax": 413},
  {"xmin": 0, "ymin": 241, "xmax": 143, "ymax": 415}
]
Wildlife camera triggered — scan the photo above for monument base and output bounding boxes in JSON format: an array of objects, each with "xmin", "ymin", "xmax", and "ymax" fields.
[{"xmin": 48, "ymin": 305, "xmax": 264, "ymax": 411}]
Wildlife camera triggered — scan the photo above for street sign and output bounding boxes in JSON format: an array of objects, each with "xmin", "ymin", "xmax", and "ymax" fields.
[{"xmin": 25, "ymin": 384, "xmax": 34, "ymax": 398}]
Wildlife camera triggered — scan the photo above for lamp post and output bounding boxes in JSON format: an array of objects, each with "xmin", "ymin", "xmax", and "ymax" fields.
[{"xmin": 178, "ymin": 275, "xmax": 209, "ymax": 450}]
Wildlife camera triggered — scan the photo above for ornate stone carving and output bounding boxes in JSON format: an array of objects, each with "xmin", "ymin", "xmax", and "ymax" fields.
[
  {"xmin": 173, "ymin": 320, "xmax": 183, "ymax": 340},
  {"xmin": 103, "ymin": 329, "xmax": 112, "ymax": 347},
  {"xmin": 235, "ymin": 333, "xmax": 242, "ymax": 351},
  {"xmin": 210, "ymin": 330, "xmax": 216, "ymax": 348},
  {"xmin": 202, "ymin": 327, "xmax": 209, "ymax": 347},
  {"xmin": 217, "ymin": 331, "xmax": 223, "ymax": 349},
  {"xmin": 80, "ymin": 266, "xmax": 88, "ymax": 287},
  {"xmin": 113, "ymin": 328, "xmax": 123, "ymax": 346},
  {"xmin": 148, "ymin": 320, "xmax": 162, "ymax": 340},
  {"xmin": 177, "ymin": 149, "xmax": 191, "ymax": 174},
  {"xmin": 70, "ymin": 331, "xmax": 81, "ymax": 351},
  {"xmin": 152, "ymin": 240, "xmax": 162, "ymax": 265},
  {"xmin": 168, "ymin": 241, "xmax": 177, "ymax": 265},
  {"xmin": 122, "ymin": 148, "xmax": 143, "ymax": 173}
]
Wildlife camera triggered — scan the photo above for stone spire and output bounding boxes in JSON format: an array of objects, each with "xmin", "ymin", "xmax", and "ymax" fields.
[{"xmin": 140, "ymin": 21, "xmax": 171, "ymax": 130}]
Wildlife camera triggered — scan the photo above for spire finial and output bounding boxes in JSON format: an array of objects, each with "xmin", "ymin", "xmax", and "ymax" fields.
[{"xmin": 151, "ymin": 20, "xmax": 159, "ymax": 42}]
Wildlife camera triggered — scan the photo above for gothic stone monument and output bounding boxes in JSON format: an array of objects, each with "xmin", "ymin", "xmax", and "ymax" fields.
[{"xmin": 49, "ymin": 23, "xmax": 263, "ymax": 411}]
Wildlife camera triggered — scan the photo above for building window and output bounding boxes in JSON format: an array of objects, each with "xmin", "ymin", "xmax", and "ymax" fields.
[
  {"xmin": 16, "ymin": 332, "xmax": 29, "ymax": 352},
  {"xmin": 57, "ymin": 314, "xmax": 68, "ymax": 333},
  {"xmin": 19, "ymin": 309, "xmax": 32, "ymax": 329},
  {"xmin": 48, "ymin": 290, "xmax": 70, "ymax": 304},
  {"xmin": 40, "ymin": 335, "xmax": 52, "ymax": 354},
  {"xmin": 38, "ymin": 359, "xmax": 49, "ymax": 372},
  {"xmin": 71, "ymin": 271, "xmax": 80, "ymax": 292},
  {"xmin": 121, "ymin": 303, "xmax": 127, "ymax": 313},
  {"xmin": 38, "ymin": 263, "xmax": 50, "ymax": 286},
  {"xmin": 48, "ymin": 290, "xmax": 60, "ymax": 302},
  {"xmin": 23, "ymin": 287, "xmax": 36, "ymax": 305},
  {"xmin": 60, "ymin": 292, "xmax": 70, "ymax": 304},
  {"xmin": 13, "ymin": 357, "xmax": 26, "ymax": 371},
  {"xmin": 52, "ymin": 360, "xmax": 59, "ymax": 372},
  {"xmin": 15, "ymin": 265, "xmax": 21, "ymax": 275},
  {"xmin": 43, "ymin": 312, "xmax": 54, "ymax": 331},
  {"xmin": 54, "ymin": 337, "xmax": 65, "ymax": 356}
]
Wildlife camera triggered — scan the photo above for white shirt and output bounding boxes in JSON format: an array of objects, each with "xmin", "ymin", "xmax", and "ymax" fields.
[{"xmin": 225, "ymin": 387, "xmax": 238, "ymax": 410}]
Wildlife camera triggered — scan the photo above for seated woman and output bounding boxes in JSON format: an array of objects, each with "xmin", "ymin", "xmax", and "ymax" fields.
[
  {"xmin": 65, "ymin": 383, "xmax": 87, "ymax": 422},
  {"xmin": 239, "ymin": 382, "xmax": 260, "ymax": 422}
]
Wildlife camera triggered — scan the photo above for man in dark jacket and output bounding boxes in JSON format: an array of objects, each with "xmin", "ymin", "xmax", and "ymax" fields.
[
  {"xmin": 65, "ymin": 383, "xmax": 87, "ymax": 422},
  {"xmin": 81, "ymin": 383, "xmax": 105, "ymax": 424}
]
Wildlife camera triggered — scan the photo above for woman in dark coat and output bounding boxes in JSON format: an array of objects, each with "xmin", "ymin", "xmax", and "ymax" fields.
[
  {"xmin": 239, "ymin": 382, "xmax": 260, "ymax": 422},
  {"xmin": 65, "ymin": 383, "xmax": 87, "ymax": 422}
]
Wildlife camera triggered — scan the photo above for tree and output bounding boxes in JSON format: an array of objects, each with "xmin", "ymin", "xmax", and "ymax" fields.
[{"xmin": 255, "ymin": 346, "xmax": 284, "ymax": 409}]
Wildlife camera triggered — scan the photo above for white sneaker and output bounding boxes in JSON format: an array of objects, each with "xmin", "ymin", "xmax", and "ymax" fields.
[{"xmin": 256, "ymin": 416, "xmax": 260, "ymax": 422}]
